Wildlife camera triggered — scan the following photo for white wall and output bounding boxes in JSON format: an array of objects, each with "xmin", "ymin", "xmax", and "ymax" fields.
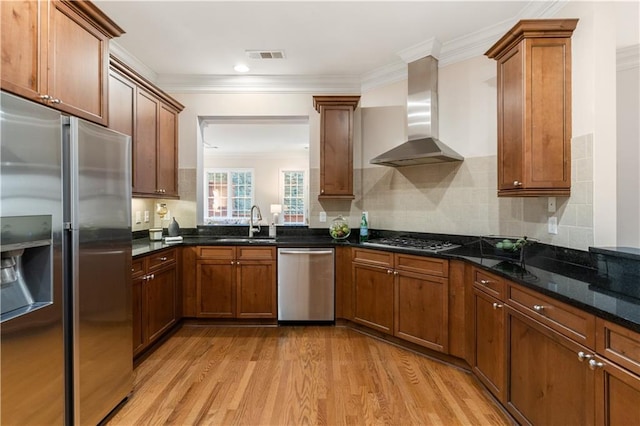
[{"xmin": 616, "ymin": 50, "xmax": 640, "ymax": 246}]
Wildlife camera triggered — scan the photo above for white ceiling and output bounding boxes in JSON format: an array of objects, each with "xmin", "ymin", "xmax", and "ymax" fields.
[{"xmin": 94, "ymin": 0, "xmax": 584, "ymax": 91}]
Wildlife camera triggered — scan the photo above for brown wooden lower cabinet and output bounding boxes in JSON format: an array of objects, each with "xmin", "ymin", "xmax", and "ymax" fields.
[
  {"xmin": 395, "ymin": 270, "xmax": 448, "ymax": 352},
  {"xmin": 351, "ymin": 248, "xmax": 449, "ymax": 352},
  {"xmin": 352, "ymin": 261, "xmax": 394, "ymax": 334},
  {"xmin": 195, "ymin": 246, "xmax": 276, "ymax": 319},
  {"xmin": 132, "ymin": 249, "xmax": 178, "ymax": 357},
  {"xmin": 595, "ymin": 357, "xmax": 640, "ymax": 425},
  {"xmin": 506, "ymin": 306, "xmax": 595, "ymax": 425},
  {"xmin": 472, "ymin": 287, "xmax": 506, "ymax": 403}
]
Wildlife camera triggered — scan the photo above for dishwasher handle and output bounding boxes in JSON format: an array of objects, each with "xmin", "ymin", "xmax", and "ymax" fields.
[{"xmin": 279, "ymin": 250, "xmax": 334, "ymax": 255}]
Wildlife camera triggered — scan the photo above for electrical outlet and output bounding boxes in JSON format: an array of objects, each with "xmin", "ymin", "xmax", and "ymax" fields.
[
  {"xmin": 135, "ymin": 211, "xmax": 142, "ymax": 224},
  {"xmin": 548, "ymin": 216, "xmax": 558, "ymax": 234},
  {"xmin": 319, "ymin": 212, "xmax": 327, "ymax": 223},
  {"xmin": 548, "ymin": 197, "xmax": 557, "ymax": 213},
  {"xmin": 144, "ymin": 211, "xmax": 150, "ymax": 222}
]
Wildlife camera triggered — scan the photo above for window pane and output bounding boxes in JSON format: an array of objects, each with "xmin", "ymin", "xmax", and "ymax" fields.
[{"xmin": 282, "ymin": 170, "xmax": 305, "ymax": 225}]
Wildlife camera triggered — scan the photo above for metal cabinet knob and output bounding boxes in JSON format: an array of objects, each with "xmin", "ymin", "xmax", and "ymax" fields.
[
  {"xmin": 159, "ymin": 257, "xmax": 168, "ymax": 261},
  {"xmin": 387, "ymin": 269, "xmax": 393, "ymax": 274},
  {"xmin": 533, "ymin": 304, "xmax": 545, "ymax": 312},
  {"xmin": 148, "ymin": 273, "xmax": 154, "ymax": 280},
  {"xmin": 492, "ymin": 303, "xmax": 503, "ymax": 309},
  {"xmin": 321, "ymin": 189, "xmax": 324, "ymax": 194},
  {"xmin": 39, "ymin": 94, "xmax": 51, "ymax": 101},
  {"xmin": 577, "ymin": 351, "xmax": 593, "ymax": 362},
  {"xmin": 49, "ymin": 98, "xmax": 61, "ymax": 104},
  {"xmin": 480, "ymin": 279, "xmax": 490, "ymax": 285},
  {"xmin": 513, "ymin": 180, "xmax": 522, "ymax": 187},
  {"xmin": 588, "ymin": 359, "xmax": 605, "ymax": 370},
  {"xmin": 393, "ymin": 271, "xmax": 398, "ymax": 276}
]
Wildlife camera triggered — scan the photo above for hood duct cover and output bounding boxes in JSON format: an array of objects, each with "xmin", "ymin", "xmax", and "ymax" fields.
[{"xmin": 370, "ymin": 55, "xmax": 464, "ymax": 167}]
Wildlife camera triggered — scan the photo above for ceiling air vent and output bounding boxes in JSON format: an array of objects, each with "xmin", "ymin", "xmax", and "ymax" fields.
[{"xmin": 245, "ymin": 50, "xmax": 286, "ymax": 59}]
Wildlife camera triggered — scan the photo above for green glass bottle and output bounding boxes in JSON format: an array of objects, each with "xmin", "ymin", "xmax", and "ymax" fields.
[{"xmin": 359, "ymin": 212, "xmax": 368, "ymax": 243}]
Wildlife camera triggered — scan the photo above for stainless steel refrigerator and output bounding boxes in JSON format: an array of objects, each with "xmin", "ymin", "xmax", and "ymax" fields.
[{"xmin": 1, "ymin": 91, "xmax": 133, "ymax": 425}]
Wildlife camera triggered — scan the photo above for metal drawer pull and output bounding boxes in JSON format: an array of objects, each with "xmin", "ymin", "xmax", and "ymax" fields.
[
  {"xmin": 513, "ymin": 180, "xmax": 522, "ymax": 187},
  {"xmin": 480, "ymin": 279, "xmax": 490, "ymax": 285},
  {"xmin": 159, "ymin": 257, "xmax": 168, "ymax": 261},
  {"xmin": 588, "ymin": 359, "xmax": 605, "ymax": 370},
  {"xmin": 577, "ymin": 351, "xmax": 593, "ymax": 362},
  {"xmin": 492, "ymin": 303, "xmax": 503, "ymax": 309},
  {"xmin": 532, "ymin": 304, "xmax": 545, "ymax": 312}
]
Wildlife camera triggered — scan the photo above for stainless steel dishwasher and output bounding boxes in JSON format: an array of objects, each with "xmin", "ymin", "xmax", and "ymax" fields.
[{"xmin": 277, "ymin": 247, "xmax": 335, "ymax": 322}]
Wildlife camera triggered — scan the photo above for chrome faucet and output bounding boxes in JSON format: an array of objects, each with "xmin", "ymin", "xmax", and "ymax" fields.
[{"xmin": 249, "ymin": 205, "xmax": 262, "ymax": 237}]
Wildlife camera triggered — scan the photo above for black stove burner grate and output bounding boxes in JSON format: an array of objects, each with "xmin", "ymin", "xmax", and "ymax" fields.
[{"xmin": 363, "ymin": 236, "xmax": 461, "ymax": 253}]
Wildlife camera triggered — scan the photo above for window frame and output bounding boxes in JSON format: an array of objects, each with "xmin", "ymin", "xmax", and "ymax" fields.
[
  {"xmin": 204, "ymin": 168, "xmax": 255, "ymax": 224},
  {"xmin": 280, "ymin": 169, "xmax": 307, "ymax": 225}
]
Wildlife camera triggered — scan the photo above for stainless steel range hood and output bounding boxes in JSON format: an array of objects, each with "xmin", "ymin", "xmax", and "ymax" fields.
[{"xmin": 370, "ymin": 55, "xmax": 464, "ymax": 167}]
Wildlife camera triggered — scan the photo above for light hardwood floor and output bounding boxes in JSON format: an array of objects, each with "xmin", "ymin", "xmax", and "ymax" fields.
[{"xmin": 108, "ymin": 326, "xmax": 513, "ymax": 425}]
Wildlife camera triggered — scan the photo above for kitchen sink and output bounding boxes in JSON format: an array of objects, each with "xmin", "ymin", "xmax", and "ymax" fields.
[{"xmin": 214, "ymin": 237, "xmax": 276, "ymax": 244}]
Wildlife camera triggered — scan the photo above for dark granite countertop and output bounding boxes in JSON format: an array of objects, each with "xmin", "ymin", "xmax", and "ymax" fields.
[{"xmin": 132, "ymin": 231, "xmax": 640, "ymax": 334}]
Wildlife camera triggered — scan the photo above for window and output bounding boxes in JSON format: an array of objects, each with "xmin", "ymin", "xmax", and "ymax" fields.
[
  {"xmin": 205, "ymin": 169, "xmax": 254, "ymax": 223},
  {"xmin": 282, "ymin": 170, "xmax": 306, "ymax": 225}
]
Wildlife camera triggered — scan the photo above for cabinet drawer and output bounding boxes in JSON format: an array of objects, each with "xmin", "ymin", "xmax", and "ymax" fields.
[
  {"xmin": 597, "ymin": 318, "xmax": 640, "ymax": 376},
  {"xmin": 198, "ymin": 246, "xmax": 235, "ymax": 259},
  {"xmin": 131, "ymin": 258, "xmax": 145, "ymax": 277},
  {"xmin": 148, "ymin": 248, "xmax": 177, "ymax": 271},
  {"xmin": 395, "ymin": 253, "xmax": 448, "ymax": 277},
  {"xmin": 237, "ymin": 246, "xmax": 275, "ymax": 261},
  {"xmin": 508, "ymin": 283, "xmax": 595, "ymax": 348},
  {"xmin": 352, "ymin": 248, "xmax": 393, "ymax": 267},
  {"xmin": 473, "ymin": 268, "xmax": 505, "ymax": 300}
]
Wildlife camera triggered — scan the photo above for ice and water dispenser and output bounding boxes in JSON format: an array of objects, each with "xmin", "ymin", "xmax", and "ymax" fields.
[{"xmin": 0, "ymin": 215, "xmax": 53, "ymax": 321}]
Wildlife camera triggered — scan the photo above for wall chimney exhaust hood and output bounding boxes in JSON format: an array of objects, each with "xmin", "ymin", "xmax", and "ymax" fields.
[{"xmin": 370, "ymin": 55, "xmax": 464, "ymax": 167}]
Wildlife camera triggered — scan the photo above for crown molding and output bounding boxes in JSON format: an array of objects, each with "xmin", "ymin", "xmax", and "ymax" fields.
[
  {"xmin": 156, "ymin": 74, "xmax": 361, "ymax": 94},
  {"xmin": 360, "ymin": 61, "xmax": 407, "ymax": 92},
  {"xmin": 109, "ymin": 42, "xmax": 158, "ymax": 84},
  {"xmin": 397, "ymin": 37, "xmax": 442, "ymax": 63},
  {"xmin": 618, "ymin": 44, "xmax": 640, "ymax": 71}
]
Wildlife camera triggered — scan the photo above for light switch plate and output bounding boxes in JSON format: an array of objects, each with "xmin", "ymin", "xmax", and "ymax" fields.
[
  {"xmin": 144, "ymin": 211, "xmax": 150, "ymax": 223},
  {"xmin": 319, "ymin": 212, "xmax": 327, "ymax": 223},
  {"xmin": 548, "ymin": 197, "xmax": 557, "ymax": 213},
  {"xmin": 135, "ymin": 211, "xmax": 142, "ymax": 224},
  {"xmin": 548, "ymin": 216, "xmax": 558, "ymax": 234}
]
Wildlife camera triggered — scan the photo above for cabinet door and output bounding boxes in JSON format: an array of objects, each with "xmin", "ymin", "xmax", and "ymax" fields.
[
  {"xmin": 506, "ymin": 307, "xmax": 595, "ymax": 426},
  {"xmin": 236, "ymin": 260, "xmax": 276, "ymax": 318},
  {"xmin": 108, "ymin": 68, "xmax": 135, "ymax": 138},
  {"xmin": 132, "ymin": 273, "xmax": 145, "ymax": 355},
  {"xmin": 497, "ymin": 42, "xmax": 524, "ymax": 192},
  {"xmin": 157, "ymin": 103, "xmax": 178, "ymax": 197},
  {"xmin": 48, "ymin": 0, "xmax": 109, "ymax": 125},
  {"xmin": 134, "ymin": 88, "xmax": 159, "ymax": 195},
  {"xmin": 319, "ymin": 105, "xmax": 354, "ymax": 198},
  {"xmin": 146, "ymin": 265, "xmax": 177, "ymax": 343},
  {"xmin": 594, "ymin": 357, "xmax": 640, "ymax": 426},
  {"xmin": 352, "ymin": 262, "xmax": 394, "ymax": 334},
  {"xmin": 1, "ymin": 0, "xmax": 48, "ymax": 100},
  {"xmin": 395, "ymin": 270, "xmax": 448, "ymax": 352},
  {"xmin": 196, "ymin": 260, "xmax": 235, "ymax": 318},
  {"xmin": 472, "ymin": 288, "xmax": 506, "ymax": 402}
]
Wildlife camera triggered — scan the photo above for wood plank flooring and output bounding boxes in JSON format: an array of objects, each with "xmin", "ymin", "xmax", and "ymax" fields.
[{"xmin": 107, "ymin": 326, "xmax": 513, "ymax": 425}]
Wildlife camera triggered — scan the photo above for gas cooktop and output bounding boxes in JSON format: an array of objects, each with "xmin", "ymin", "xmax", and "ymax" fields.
[{"xmin": 362, "ymin": 236, "xmax": 461, "ymax": 254}]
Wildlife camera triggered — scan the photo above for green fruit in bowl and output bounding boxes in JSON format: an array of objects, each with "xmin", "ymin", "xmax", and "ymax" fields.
[
  {"xmin": 329, "ymin": 216, "xmax": 350, "ymax": 239},
  {"xmin": 501, "ymin": 239, "xmax": 514, "ymax": 250}
]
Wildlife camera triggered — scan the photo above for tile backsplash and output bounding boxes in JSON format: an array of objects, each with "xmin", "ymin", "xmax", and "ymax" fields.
[{"xmin": 131, "ymin": 134, "xmax": 594, "ymax": 250}]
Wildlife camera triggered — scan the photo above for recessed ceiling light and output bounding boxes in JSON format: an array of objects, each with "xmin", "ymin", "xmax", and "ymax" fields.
[{"xmin": 234, "ymin": 64, "xmax": 250, "ymax": 73}]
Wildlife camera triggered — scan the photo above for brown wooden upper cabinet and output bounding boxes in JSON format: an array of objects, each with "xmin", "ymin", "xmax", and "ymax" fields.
[
  {"xmin": 313, "ymin": 95, "xmax": 360, "ymax": 200},
  {"xmin": 109, "ymin": 57, "xmax": 184, "ymax": 198},
  {"xmin": 1, "ymin": 0, "xmax": 123, "ymax": 126},
  {"xmin": 485, "ymin": 19, "xmax": 578, "ymax": 197}
]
